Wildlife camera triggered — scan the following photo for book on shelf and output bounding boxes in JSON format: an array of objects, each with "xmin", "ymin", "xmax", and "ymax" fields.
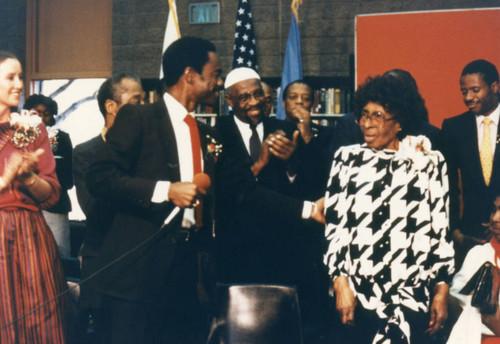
[{"xmin": 312, "ymin": 88, "xmax": 351, "ymax": 115}]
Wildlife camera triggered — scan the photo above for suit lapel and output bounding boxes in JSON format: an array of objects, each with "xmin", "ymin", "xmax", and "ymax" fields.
[
  {"xmin": 463, "ymin": 112, "xmax": 483, "ymax": 180},
  {"xmin": 157, "ymin": 100, "xmax": 181, "ymax": 182},
  {"xmin": 226, "ymin": 115, "xmax": 251, "ymax": 159},
  {"xmin": 490, "ymin": 115, "xmax": 500, "ymax": 187}
]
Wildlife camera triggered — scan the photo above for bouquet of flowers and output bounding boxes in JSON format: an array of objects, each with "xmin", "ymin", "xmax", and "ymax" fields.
[{"xmin": 10, "ymin": 110, "xmax": 41, "ymax": 149}]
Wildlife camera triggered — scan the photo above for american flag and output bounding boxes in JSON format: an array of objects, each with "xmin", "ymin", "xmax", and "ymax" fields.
[{"xmin": 232, "ymin": 0, "xmax": 258, "ymax": 70}]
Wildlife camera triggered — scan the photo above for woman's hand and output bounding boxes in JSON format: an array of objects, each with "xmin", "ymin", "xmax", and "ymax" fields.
[
  {"xmin": 16, "ymin": 149, "xmax": 44, "ymax": 182},
  {"xmin": 334, "ymin": 276, "xmax": 357, "ymax": 325},
  {"xmin": 426, "ymin": 283, "xmax": 449, "ymax": 335},
  {"xmin": 0, "ymin": 151, "xmax": 23, "ymax": 191}
]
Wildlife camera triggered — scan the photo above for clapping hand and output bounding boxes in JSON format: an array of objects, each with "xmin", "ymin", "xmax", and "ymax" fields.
[
  {"xmin": 266, "ymin": 130, "xmax": 299, "ymax": 161},
  {"xmin": 0, "ymin": 149, "xmax": 44, "ymax": 192}
]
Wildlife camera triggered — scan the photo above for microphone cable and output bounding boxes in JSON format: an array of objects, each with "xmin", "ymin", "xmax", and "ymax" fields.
[
  {"xmin": 0, "ymin": 172, "xmax": 211, "ymax": 332},
  {"xmin": 0, "ymin": 207, "xmax": 182, "ymax": 332}
]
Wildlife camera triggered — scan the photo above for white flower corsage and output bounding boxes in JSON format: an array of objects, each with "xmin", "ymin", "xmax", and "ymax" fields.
[
  {"xmin": 46, "ymin": 126, "xmax": 59, "ymax": 151},
  {"xmin": 10, "ymin": 110, "xmax": 42, "ymax": 149},
  {"xmin": 398, "ymin": 135, "xmax": 438, "ymax": 171},
  {"xmin": 206, "ymin": 134, "xmax": 222, "ymax": 160}
]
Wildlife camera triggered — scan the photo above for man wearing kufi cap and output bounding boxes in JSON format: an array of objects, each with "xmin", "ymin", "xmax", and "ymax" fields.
[{"xmin": 214, "ymin": 67, "xmax": 324, "ymax": 309}]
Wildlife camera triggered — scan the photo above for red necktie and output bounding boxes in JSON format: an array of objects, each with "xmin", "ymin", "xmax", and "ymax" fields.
[
  {"xmin": 184, "ymin": 114, "xmax": 202, "ymax": 174},
  {"xmin": 183, "ymin": 114, "xmax": 203, "ymax": 227}
]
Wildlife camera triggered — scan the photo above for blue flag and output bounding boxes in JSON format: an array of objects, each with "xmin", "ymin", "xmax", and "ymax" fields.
[{"xmin": 276, "ymin": 14, "xmax": 302, "ymax": 120}]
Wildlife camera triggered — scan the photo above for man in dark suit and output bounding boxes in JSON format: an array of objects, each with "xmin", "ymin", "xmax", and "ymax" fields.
[
  {"xmin": 440, "ymin": 59, "xmax": 500, "ymax": 263},
  {"xmin": 86, "ymin": 37, "xmax": 223, "ymax": 344},
  {"xmin": 73, "ymin": 73, "xmax": 144, "ymax": 342},
  {"xmin": 261, "ymin": 81, "xmax": 274, "ymax": 117},
  {"xmin": 282, "ymin": 79, "xmax": 336, "ymax": 199},
  {"xmin": 215, "ymin": 68, "xmax": 324, "ymax": 340},
  {"xmin": 281, "ymin": 79, "xmax": 335, "ymax": 340}
]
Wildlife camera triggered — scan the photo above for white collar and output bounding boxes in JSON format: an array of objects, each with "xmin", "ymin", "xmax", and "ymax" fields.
[
  {"xmin": 233, "ymin": 114, "xmax": 263, "ymax": 131},
  {"xmin": 163, "ymin": 92, "xmax": 190, "ymax": 123},
  {"xmin": 476, "ymin": 102, "xmax": 500, "ymax": 126}
]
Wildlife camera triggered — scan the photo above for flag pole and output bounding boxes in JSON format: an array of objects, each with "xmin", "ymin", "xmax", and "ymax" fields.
[
  {"xmin": 291, "ymin": 0, "xmax": 302, "ymax": 21},
  {"xmin": 168, "ymin": 0, "xmax": 180, "ymax": 38},
  {"xmin": 160, "ymin": 0, "xmax": 181, "ymax": 79}
]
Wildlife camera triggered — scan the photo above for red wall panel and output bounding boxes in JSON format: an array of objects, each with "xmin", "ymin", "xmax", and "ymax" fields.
[{"xmin": 356, "ymin": 9, "xmax": 500, "ymax": 128}]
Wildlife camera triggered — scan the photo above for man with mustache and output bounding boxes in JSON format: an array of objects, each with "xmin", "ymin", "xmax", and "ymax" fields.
[
  {"xmin": 86, "ymin": 37, "xmax": 223, "ymax": 344},
  {"xmin": 441, "ymin": 59, "xmax": 500, "ymax": 265},
  {"xmin": 215, "ymin": 67, "xmax": 324, "ymax": 289}
]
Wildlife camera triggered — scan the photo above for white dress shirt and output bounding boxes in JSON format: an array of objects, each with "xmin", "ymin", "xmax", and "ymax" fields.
[
  {"xmin": 151, "ymin": 92, "xmax": 203, "ymax": 227},
  {"xmin": 232, "ymin": 115, "xmax": 313, "ymax": 219},
  {"xmin": 475, "ymin": 103, "xmax": 499, "ymax": 157},
  {"xmin": 233, "ymin": 115, "xmax": 263, "ymax": 155}
]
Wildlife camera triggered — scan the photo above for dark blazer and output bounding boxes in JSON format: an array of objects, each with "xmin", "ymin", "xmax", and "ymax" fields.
[
  {"xmin": 86, "ymin": 100, "xmax": 217, "ymax": 302},
  {"xmin": 440, "ymin": 110, "xmax": 500, "ymax": 239},
  {"xmin": 215, "ymin": 115, "xmax": 306, "ymax": 284},
  {"xmin": 289, "ymin": 122, "xmax": 336, "ymax": 201},
  {"xmin": 47, "ymin": 130, "xmax": 73, "ymax": 214},
  {"xmin": 74, "ymin": 134, "xmax": 115, "ymax": 307},
  {"xmin": 74, "ymin": 135, "xmax": 114, "ymax": 259}
]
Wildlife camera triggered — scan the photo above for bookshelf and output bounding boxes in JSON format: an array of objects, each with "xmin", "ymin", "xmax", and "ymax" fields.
[{"xmin": 263, "ymin": 75, "xmax": 354, "ymax": 127}]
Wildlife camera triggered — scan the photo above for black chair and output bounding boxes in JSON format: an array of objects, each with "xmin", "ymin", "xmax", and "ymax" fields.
[{"xmin": 207, "ymin": 284, "xmax": 303, "ymax": 344}]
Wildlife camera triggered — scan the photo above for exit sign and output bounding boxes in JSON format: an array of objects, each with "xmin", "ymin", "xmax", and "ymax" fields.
[{"xmin": 189, "ymin": 2, "xmax": 220, "ymax": 24}]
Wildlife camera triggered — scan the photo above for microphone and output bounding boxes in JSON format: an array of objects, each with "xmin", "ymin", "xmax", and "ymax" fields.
[{"xmin": 162, "ymin": 173, "xmax": 211, "ymax": 228}]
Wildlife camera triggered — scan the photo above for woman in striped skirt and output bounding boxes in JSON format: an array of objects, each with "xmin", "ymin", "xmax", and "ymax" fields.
[{"xmin": 0, "ymin": 51, "xmax": 67, "ymax": 343}]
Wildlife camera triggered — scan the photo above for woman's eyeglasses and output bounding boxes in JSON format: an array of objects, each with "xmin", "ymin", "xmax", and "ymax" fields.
[{"xmin": 356, "ymin": 111, "xmax": 396, "ymax": 127}]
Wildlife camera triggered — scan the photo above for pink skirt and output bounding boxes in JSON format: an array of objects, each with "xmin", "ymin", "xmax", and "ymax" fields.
[{"xmin": 0, "ymin": 208, "xmax": 67, "ymax": 343}]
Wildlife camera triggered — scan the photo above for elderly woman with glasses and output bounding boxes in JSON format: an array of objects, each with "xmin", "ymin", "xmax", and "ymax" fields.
[{"xmin": 324, "ymin": 73, "xmax": 455, "ymax": 344}]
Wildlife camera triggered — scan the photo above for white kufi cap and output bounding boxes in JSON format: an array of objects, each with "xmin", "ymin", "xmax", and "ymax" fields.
[{"xmin": 224, "ymin": 67, "xmax": 261, "ymax": 89}]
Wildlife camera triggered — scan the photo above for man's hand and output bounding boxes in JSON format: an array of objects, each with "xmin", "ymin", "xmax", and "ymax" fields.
[
  {"xmin": 251, "ymin": 139, "xmax": 270, "ymax": 177},
  {"xmin": 289, "ymin": 107, "xmax": 313, "ymax": 144},
  {"xmin": 266, "ymin": 130, "xmax": 299, "ymax": 161},
  {"xmin": 168, "ymin": 182, "xmax": 206, "ymax": 208},
  {"xmin": 333, "ymin": 276, "xmax": 357, "ymax": 326},
  {"xmin": 311, "ymin": 197, "xmax": 325, "ymax": 224},
  {"xmin": 426, "ymin": 283, "xmax": 449, "ymax": 335}
]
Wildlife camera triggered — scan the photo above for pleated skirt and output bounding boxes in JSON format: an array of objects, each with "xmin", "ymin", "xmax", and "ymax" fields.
[{"xmin": 0, "ymin": 208, "xmax": 67, "ymax": 344}]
